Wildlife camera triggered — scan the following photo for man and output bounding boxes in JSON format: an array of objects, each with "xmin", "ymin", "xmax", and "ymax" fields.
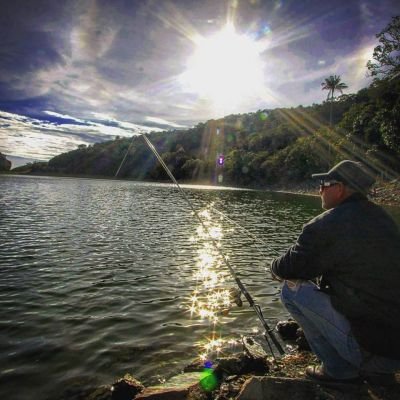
[{"xmin": 271, "ymin": 160, "xmax": 400, "ymax": 384}]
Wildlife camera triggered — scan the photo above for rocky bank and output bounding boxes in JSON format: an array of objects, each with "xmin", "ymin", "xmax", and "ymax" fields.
[{"xmin": 62, "ymin": 321, "xmax": 400, "ymax": 400}]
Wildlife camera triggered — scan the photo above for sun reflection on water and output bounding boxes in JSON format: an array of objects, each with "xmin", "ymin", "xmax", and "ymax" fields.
[{"xmin": 187, "ymin": 205, "xmax": 241, "ymax": 361}]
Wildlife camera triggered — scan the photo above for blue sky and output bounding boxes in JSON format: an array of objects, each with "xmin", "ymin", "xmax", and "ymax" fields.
[{"xmin": 0, "ymin": 0, "xmax": 399, "ymax": 167}]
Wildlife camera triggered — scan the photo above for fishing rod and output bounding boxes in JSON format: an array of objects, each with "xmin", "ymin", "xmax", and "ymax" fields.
[
  {"xmin": 116, "ymin": 136, "xmax": 281, "ymax": 263},
  {"xmin": 203, "ymin": 207, "xmax": 281, "ymax": 285},
  {"xmin": 118, "ymin": 132, "xmax": 285, "ymax": 357}
]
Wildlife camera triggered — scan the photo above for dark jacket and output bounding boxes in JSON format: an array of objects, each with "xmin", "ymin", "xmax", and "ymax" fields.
[{"xmin": 271, "ymin": 194, "xmax": 400, "ymax": 359}]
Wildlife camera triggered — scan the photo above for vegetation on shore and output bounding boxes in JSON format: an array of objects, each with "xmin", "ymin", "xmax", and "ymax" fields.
[{"xmin": 0, "ymin": 152, "xmax": 12, "ymax": 171}]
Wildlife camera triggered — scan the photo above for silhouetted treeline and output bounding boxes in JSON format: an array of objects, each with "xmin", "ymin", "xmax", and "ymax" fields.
[{"xmin": 0, "ymin": 152, "xmax": 12, "ymax": 171}]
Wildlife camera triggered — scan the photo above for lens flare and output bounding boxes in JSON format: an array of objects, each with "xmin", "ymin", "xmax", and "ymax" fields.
[{"xmin": 199, "ymin": 366, "xmax": 218, "ymax": 392}]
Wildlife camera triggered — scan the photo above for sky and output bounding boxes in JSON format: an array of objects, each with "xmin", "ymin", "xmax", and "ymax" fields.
[{"xmin": 0, "ymin": 0, "xmax": 399, "ymax": 168}]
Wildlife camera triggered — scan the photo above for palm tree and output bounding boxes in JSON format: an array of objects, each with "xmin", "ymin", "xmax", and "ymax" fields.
[{"xmin": 321, "ymin": 75, "xmax": 348, "ymax": 126}]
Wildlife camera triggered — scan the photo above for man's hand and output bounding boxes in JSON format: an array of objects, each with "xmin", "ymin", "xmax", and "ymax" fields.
[{"xmin": 270, "ymin": 265, "xmax": 283, "ymax": 282}]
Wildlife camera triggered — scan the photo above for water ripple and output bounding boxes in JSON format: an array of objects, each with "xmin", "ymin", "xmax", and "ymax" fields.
[{"xmin": 0, "ymin": 175, "xmax": 324, "ymax": 400}]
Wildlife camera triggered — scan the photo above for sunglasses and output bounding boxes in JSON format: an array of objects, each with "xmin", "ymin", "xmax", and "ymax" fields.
[{"xmin": 319, "ymin": 180, "xmax": 341, "ymax": 189}]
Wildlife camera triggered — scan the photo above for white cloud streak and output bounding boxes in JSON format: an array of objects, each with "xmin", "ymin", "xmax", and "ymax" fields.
[
  {"xmin": 1, "ymin": 0, "xmax": 396, "ymax": 164},
  {"xmin": 0, "ymin": 111, "xmax": 160, "ymax": 161}
]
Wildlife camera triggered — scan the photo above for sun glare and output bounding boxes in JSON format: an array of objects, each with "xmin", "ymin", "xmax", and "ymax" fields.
[{"xmin": 181, "ymin": 25, "xmax": 265, "ymax": 109}]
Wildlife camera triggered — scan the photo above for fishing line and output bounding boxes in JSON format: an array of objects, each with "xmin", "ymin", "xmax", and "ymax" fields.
[
  {"xmin": 209, "ymin": 207, "xmax": 281, "ymax": 259},
  {"xmin": 116, "ymin": 132, "xmax": 285, "ymax": 357},
  {"xmin": 115, "ymin": 136, "xmax": 135, "ymax": 177},
  {"xmin": 202, "ymin": 206, "xmax": 281, "ymax": 284}
]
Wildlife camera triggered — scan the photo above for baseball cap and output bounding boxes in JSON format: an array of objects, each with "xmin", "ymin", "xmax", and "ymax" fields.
[{"xmin": 312, "ymin": 160, "xmax": 375, "ymax": 193}]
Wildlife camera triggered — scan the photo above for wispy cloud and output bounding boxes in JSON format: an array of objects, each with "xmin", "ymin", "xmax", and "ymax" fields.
[
  {"xmin": 0, "ymin": 110, "xmax": 161, "ymax": 162},
  {"xmin": 0, "ymin": 0, "xmax": 398, "ymax": 163},
  {"xmin": 145, "ymin": 116, "xmax": 187, "ymax": 128}
]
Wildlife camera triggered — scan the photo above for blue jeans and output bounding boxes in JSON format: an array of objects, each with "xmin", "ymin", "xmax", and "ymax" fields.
[{"xmin": 281, "ymin": 280, "xmax": 400, "ymax": 379}]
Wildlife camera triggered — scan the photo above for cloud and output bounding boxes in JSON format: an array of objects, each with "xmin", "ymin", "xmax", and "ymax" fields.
[
  {"xmin": 0, "ymin": 0, "xmax": 398, "ymax": 162},
  {"xmin": 145, "ymin": 116, "xmax": 187, "ymax": 129},
  {"xmin": 44, "ymin": 110, "xmax": 93, "ymax": 125},
  {"xmin": 0, "ymin": 110, "xmax": 161, "ymax": 161},
  {"xmin": 5, "ymin": 155, "xmax": 38, "ymax": 169}
]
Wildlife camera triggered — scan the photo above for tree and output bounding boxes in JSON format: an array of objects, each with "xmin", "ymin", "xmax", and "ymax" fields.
[
  {"xmin": 0, "ymin": 152, "xmax": 12, "ymax": 171},
  {"xmin": 321, "ymin": 75, "xmax": 348, "ymax": 126},
  {"xmin": 367, "ymin": 16, "xmax": 400, "ymax": 81}
]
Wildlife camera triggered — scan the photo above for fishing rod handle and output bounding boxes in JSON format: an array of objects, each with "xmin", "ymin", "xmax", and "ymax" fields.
[{"xmin": 266, "ymin": 330, "xmax": 285, "ymax": 355}]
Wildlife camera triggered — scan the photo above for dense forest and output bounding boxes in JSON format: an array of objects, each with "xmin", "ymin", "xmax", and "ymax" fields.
[{"xmin": 14, "ymin": 17, "xmax": 400, "ymax": 188}]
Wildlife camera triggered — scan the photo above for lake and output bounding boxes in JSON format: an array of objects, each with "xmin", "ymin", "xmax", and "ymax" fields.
[{"xmin": 0, "ymin": 175, "xmax": 398, "ymax": 399}]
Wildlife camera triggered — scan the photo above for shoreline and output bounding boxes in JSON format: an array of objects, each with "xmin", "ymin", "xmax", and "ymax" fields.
[{"xmin": 74, "ymin": 331, "xmax": 400, "ymax": 400}]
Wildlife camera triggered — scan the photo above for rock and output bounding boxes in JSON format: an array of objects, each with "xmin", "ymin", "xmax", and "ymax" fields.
[
  {"xmin": 214, "ymin": 375, "xmax": 248, "ymax": 400},
  {"xmin": 134, "ymin": 387, "xmax": 189, "ymax": 400},
  {"xmin": 276, "ymin": 320, "xmax": 311, "ymax": 351},
  {"xmin": 215, "ymin": 352, "xmax": 269, "ymax": 378},
  {"xmin": 111, "ymin": 374, "xmax": 144, "ymax": 400},
  {"xmin": 295, "ymin": 329, "xmax": 311, "ymax": 351},
  {"xmin": 242, "ymin": 335, "xmax": 269, "ymax": 360},
  {"xmin": 162, "ymin": 372, "xmax": 202, "ymax": 388},
  {"xmin": 235, "ymin": 373, "xmax": 400, "ymax": 400},
  {"xmin": 184, "ymin": 354, "xmax": 268, "ymax": 386},
  {"xmin": 135, "ymin": 372, "xmax": 204, "ymax": 400},
  {"xmin": 235, "ymin": 376, "xmax": 318, "ymax": 400},
  {"xmin": 183, "ymin": 359, "xmax": 204, "ymax": 373},
  {"xmin": 276, "ymin": 320, "xmax": 299, "ymax": 340},
  {"xmin": 214, "ymin": 356, "xmax": 245, "ymax": 376}
]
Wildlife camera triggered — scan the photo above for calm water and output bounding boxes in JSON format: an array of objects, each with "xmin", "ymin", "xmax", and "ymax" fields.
[{"xmin": 1, "ymin": 175, "xmax": 398, "ymax": 400}]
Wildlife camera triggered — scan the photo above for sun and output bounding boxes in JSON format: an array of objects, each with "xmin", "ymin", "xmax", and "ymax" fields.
[{"xmin": 181, "ymin": 24, "xmax": 265, "ymax": 110}]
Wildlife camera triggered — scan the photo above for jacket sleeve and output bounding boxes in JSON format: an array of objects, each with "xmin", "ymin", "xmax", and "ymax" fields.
[{"xmin": 270, "ymin": 220, "xmax": 326, "ymax": 280}]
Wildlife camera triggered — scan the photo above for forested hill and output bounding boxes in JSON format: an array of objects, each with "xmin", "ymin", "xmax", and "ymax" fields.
[{"xmin": 15, "ymin": 75, "xmax": 400, "ymax": 188}]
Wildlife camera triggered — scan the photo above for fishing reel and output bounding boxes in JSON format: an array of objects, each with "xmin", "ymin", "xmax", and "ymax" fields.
[{"xmin": 229, "ymin": 287, "xmax": 243, "ymax": 307}]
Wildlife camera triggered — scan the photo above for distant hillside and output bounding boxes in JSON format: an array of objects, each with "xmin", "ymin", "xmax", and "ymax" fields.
[
  {"xmin": 13, "ymin": 76, "xmax": 400, "ymax": 187},
  {"xmin": 0, "ymin": 153, "xmax": 12, "ymax": 171}
]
